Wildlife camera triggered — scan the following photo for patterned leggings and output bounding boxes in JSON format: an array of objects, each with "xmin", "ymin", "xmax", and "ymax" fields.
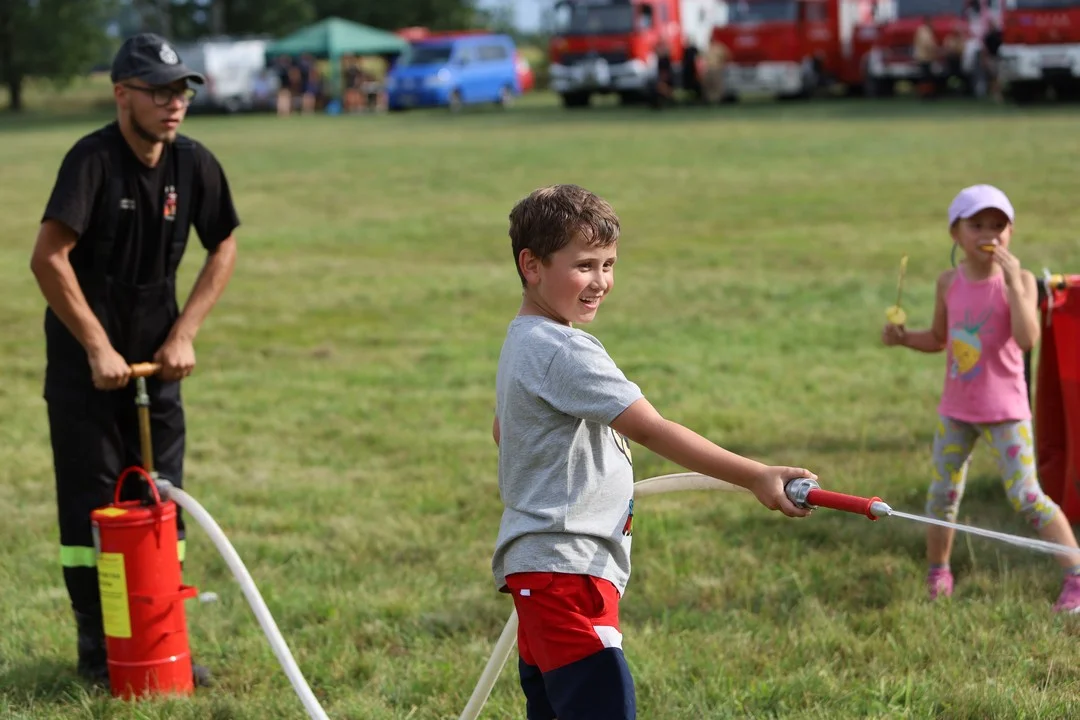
[{"xmin": 927, "ymin": 416, "xmax": 1060, "ymax": 529}]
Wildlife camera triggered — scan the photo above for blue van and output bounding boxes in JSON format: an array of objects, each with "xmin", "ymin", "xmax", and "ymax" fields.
[{"xmin": 387, "ymin": 34, "xmax": 521, "ymax": 111}]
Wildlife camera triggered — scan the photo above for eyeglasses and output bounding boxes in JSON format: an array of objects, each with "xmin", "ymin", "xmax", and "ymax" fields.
[{"xmin": 123, "ymin": 84, "xmax": 197, "ymax": 107}]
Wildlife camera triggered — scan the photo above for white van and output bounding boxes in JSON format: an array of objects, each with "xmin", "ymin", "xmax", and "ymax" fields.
[{"xmin": 174, "ymin": 38, "xmax": 276, "ymax": 113}]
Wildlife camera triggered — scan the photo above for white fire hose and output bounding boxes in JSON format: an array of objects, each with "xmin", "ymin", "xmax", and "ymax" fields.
[
  {"xmin": 155, "ymin": 472, "xmax": 749, "ymax": 720},
  {"xmin": 157, "ymin": 479, "xmax": 331, "ymax": 720}
]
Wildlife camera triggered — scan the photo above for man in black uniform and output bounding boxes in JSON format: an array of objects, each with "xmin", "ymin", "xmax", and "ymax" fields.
[
  {"xmin": 29, "ymin": 33, "xmax": 240, "ymax": 684},
  {"xmin": 651, "ymin": 40, "xmax": 676, "ymax": 109}
]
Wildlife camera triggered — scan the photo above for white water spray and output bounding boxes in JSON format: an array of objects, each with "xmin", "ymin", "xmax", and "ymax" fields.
[{"xmin": 886, "ymin": 509, "xmax": 1080, "ymax": 559}]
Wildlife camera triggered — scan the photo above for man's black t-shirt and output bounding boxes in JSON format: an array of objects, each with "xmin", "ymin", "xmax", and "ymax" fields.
[{"xmin": 42, "ymin": 122, "xmax": 240, "ymax": 286}]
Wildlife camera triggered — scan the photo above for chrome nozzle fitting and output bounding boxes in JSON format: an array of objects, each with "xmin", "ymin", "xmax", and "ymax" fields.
[
  {"xmin": 870, "ymin": 500, "xmax": 893, "ymax": 518},
  {"xmin": 785, "ymin": 477, "xmax": 821, "ymax": 509}
]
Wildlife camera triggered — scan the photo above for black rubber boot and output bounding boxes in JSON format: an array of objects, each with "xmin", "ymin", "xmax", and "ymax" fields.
[
  {"xmin": 74, "ymin": 608, "xmax": 109, "ymax": 684},
  {"xmin": 192, "ymin": 662, "xmax": 213, "ymax": 687}
]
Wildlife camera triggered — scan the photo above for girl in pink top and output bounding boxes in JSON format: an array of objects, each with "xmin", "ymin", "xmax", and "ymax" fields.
[{"xmin": 882, "ymin": 184, "xmax": 1080, "ymax": 612}]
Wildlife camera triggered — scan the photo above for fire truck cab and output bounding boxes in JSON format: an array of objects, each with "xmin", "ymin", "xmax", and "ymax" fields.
[
  {"xmin": 547, "ymin": 0, "xmax": 728, "ymax": 107},
  {"xmin": 999, "ymin": 0, "xmax": 1080, "ymax": 102},
  {"xmin": 714, "ymin": 0, "xmax": 874, "ymax": 100}
]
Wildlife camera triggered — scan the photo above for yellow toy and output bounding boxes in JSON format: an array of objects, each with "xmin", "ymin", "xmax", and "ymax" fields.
[{"xmin": 885, "ymin": 255, "xmax": 908, "ymax": 326}]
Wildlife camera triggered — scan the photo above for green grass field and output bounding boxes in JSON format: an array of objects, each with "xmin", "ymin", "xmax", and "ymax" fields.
[{"xmin": 3, "ymin": 91, "xmax": 1080, "ymax": 719}]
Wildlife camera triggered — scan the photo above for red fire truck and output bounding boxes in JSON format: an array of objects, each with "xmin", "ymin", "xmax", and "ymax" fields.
[
  {"xmin": 713, "ymin": 0, "xmax": 877, "ymax": 100},
  {"xmin": 999, "ymin": 0, "xmax": 1080, "ymax": 102},
  {"xmin": 547, "ymin": 0, "xmax": 728, "ymax": 107},
  {"xmin": 862, "ymin": 1, "xmax": 1000, "ymax": 98}
]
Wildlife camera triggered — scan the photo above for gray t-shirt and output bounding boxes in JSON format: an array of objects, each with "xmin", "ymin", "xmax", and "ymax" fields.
[{"xmin": 492, "ymin": 315, "xmax": 643, "ymax": 596}]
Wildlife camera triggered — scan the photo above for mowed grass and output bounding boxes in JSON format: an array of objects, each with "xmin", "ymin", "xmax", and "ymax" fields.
[{"xmin": 2, "ymin": 93, "xmax": 1080, "ymax": 719}]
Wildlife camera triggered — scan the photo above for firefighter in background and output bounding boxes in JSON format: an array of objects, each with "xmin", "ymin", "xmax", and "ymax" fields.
[
  {"xmin": 913, "ymin": 16, "xmax": 939, "ymax": 99},
  {"xmin": 651, "ymin": 39, "xmax": 676, "ymax": 108},
  {"xmin": 29, "ymin": 33, "xmax": 240, "ymax": 684},
  {"xmin": 681, "ymin": 38, "xmax": 703, "ymax": 103},
  {"xmin": 941, "ymin": 27, "xmax": 967, "ymax": 95},
  {"xmin": 983, "ymin": 14, "xmax": 1004, "ymax": 103},
  {"xmin": 703, "ymin": 39, "xmax": 729, "ymax": 104}
]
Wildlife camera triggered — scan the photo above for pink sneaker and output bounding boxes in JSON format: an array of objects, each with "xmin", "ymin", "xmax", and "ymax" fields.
[
  {"xmin": 1053, "ymin": 575, "xmax": 1080, "ymax": 614},
  {"xmin": 927, "ymin": 567, "xmax": 954, "ymax": 600}
]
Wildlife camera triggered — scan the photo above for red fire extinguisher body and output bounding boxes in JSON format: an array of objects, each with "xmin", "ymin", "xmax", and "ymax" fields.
[
  {"xmin": 1037, "ymin": 278, "xmax": 1080, "ymax": 523},
  {"xmin": 91, "ymin": 467, "xmax": 198, "ymax": 699}
]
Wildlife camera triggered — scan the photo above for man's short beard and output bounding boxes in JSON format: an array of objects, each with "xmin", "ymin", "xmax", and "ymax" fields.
[{"xmin": 130, "ymin": 110, "xmax": 174, "ymax": 144}]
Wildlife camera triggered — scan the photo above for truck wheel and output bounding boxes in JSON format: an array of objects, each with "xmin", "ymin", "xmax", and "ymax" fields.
[
  {"xmin": 865, "ymin": 77, "xmax": 895, "ymax": 98},
  {"xmin": 1051, "ymin": 82, "xmax": 1080, "ymax": 102},
  {"xmin": 1009, "ymin": 81, "xmax": 1043, "ymax": 105},
  {"xmin": 561, "ymin": 92, "xmax": 590, "ymax": 109},
  {"xmin": 779, "ymin": 82, "xmax": 811, "ymax": 101},
  {"xmin": 496, "ymin": 86, "xmax": 514, "ymax": 108},
  {"xmin": 779, "ymin": 81, "xmax": 811, "ymax": 101}
]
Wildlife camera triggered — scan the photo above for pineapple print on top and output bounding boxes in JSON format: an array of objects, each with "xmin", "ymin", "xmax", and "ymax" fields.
[{"xmin": 948, "ymin": 308, "xmax": 993, "ymax": 382}]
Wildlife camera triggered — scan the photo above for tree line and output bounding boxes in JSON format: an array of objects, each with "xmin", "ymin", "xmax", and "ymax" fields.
[{"xmin": 2, "ymin": 0, "xmax": 526, "ymax": 111}]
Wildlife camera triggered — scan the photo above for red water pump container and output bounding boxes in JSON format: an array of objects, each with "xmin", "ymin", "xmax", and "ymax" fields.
[
  {"xmin": 1036, "ymin": 275, "xmax": 1080, "ymax": 523},
  {"xmin": 91, "ymin": 466, "xmax": 198, "ymax": 699}
]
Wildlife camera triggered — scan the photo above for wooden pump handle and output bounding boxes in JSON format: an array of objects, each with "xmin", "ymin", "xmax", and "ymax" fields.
[{"xmin": 129, "ymin": 362, "xmax": 161, "ymax": 378}]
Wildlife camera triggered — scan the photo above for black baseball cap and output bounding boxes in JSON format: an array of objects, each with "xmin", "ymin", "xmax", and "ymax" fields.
[{"xmin": 110, "ymin": 33, "xmax": 205, "ymax": 86}]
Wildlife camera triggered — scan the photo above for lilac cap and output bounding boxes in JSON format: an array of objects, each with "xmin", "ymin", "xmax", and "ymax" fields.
[{"xmin": 948, "ymin": 184, "xmax": 1014, "ymax": 227}]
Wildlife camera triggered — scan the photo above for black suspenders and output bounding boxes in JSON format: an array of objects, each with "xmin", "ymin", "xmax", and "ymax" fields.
[{"xmin": 92, "ymin": 134, "xmax": 196, "ymax": 289}]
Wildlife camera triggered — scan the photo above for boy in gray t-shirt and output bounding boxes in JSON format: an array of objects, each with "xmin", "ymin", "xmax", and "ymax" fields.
[{"xmin": 493, "ymin": 184, "xmax": 817, "ymax": 720}]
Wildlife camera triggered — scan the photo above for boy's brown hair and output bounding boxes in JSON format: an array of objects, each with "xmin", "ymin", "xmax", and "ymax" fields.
[{"xmin": 508, "ymin": 184, "xmax": 620, "ymax": 286}]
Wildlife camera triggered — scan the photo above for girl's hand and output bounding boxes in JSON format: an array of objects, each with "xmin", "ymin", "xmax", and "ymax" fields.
[
  {"xmin": 882, "ymin": 323, "xmax": 906, "ymax": 347},
  {"xmin": 993, "ymin": 246, "xmax": 1024, "ymax": 288}
]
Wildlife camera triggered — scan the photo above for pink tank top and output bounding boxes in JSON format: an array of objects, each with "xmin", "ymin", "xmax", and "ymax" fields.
[{"xmin": 938, "ymin": 268, "xmax": 1030, "ymax": 423}]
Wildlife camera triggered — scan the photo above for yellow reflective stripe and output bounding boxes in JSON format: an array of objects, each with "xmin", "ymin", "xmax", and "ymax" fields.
[
  {"xmin": 62, "ymin": 543, "xmax": 186, "ymax": 566},
  {"xmin": 60, "ymin": 545, "xmax": 97, "ymax": 568}
]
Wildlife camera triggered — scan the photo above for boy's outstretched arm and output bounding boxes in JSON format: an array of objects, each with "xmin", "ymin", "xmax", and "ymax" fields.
[{"xmin": 610, "ymin": 398, "xmax": 813, "ymax": 518}]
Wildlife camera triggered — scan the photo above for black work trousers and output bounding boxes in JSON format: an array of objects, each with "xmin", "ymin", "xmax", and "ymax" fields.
[
  {"xmin": 48, "ymin": 379, "xmax": 186, "ymax": 615},
  {"xmin": 44, "ymin": 271, "xmax": 186, "ymax": 618}
]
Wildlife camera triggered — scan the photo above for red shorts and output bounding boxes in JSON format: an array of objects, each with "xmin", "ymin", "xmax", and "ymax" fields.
[{"xmin": 506, "ymin": 572, "xmax": 624, "ymax": 673}]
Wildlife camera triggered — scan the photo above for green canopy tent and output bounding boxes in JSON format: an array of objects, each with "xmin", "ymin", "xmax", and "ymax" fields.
[{"xmin": 265, "ymin": 17, "xmax": 410, "ymax": 98}]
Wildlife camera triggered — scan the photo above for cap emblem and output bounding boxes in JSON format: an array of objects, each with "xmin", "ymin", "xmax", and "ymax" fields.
[{"xmin": 159, "ymin": 44, "xmax": 179, "ymax": 65}]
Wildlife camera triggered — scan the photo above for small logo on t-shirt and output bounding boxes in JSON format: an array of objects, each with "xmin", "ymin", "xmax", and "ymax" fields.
[
  {"xmin": 120, "ymin": 198, "xmax": 135, "ymax": 210},
  {"xmin": 163, "ymin": 185, "xmax": 178, "ymax": 221},
  {"xmin": 622, "ymin": 499, "xmax": 634, "ymax": 536},
  {"xmin": 611, "ymin": 428, "xmax": 633, "ymax": 467}
]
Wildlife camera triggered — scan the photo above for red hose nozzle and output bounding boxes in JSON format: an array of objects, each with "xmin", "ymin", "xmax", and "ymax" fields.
[{"xmin": 785, "ymin": 478, "xmax": 892, "ymax": 520}]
